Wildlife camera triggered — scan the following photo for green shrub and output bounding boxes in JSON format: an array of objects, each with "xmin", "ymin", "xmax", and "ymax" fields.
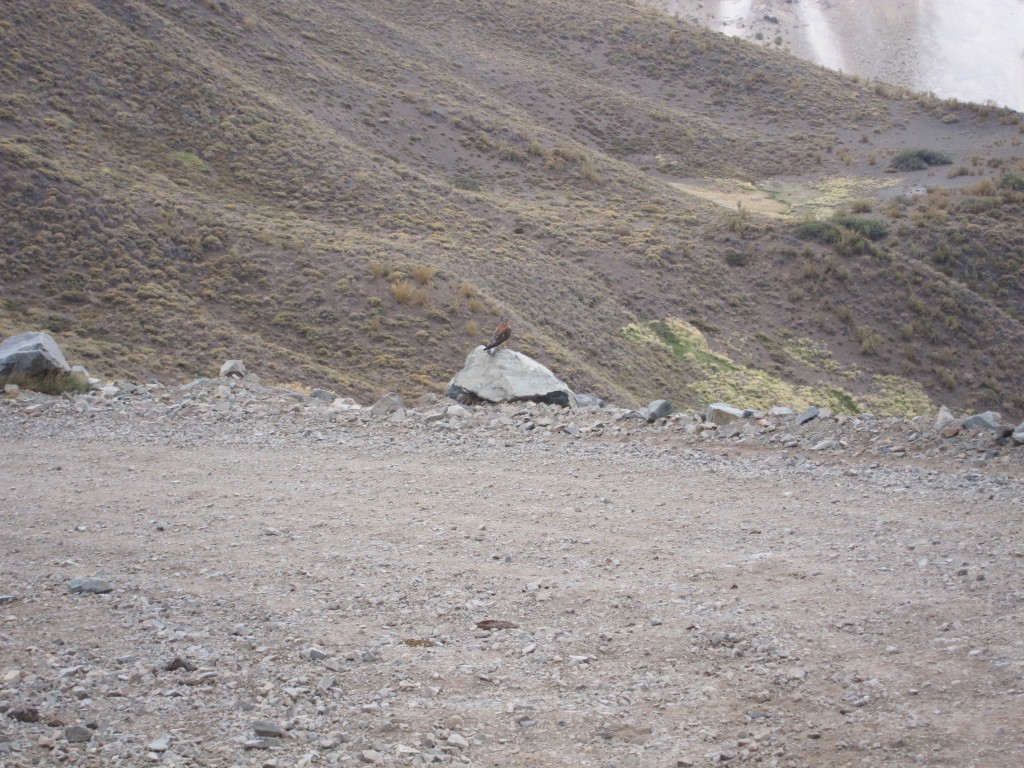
[
  {"xmin": 889, "ymin": 149, "xmax": 953, "ymax": 171},
  {"xmin": 450, "ymin": 175, "xmax": 481, "ymax": 191},
  {"xmin": 793, "ymin": 219, "xmax": 841, "ymax": 244},
  {"xmin": 831, "ymin": 215, "xmax": 888, "ymax": 241},
  {"xmin": 999, "ymin": 171, "xmax": 1024, "ymax": 191},
  {"xmin": 724, "ymin": 249, "xmax": 750, "ymax": 267}
]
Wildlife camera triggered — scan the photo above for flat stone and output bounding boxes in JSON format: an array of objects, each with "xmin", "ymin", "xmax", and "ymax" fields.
[
  {"xmin": 706, "ymin": 402, "xmax": 745, "ymax": 426},
  {"xmin": 796, "ymin": 406, "xmax": 820, "ymax": 426},
  {"xmin": 253, "ymin": 720, "xmax": 285, "ymax": 738},
  {"xmin": 962, "ymin": 411, "xmax": 1003, "ymax": 431},
  {"xmin": 68, "ymin": 577, "xmax": 113, "ymax": 594}
]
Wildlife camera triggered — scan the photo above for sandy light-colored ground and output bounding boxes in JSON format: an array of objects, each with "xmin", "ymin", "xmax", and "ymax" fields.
[{"xmin": 1, "ymin": 383, "xmax": 1023, "ymax": 767}]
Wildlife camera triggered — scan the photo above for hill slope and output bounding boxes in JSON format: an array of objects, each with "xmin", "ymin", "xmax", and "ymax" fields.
[{"xmin": 2, "ymin": 0, "xmax": 1022, "ymax": 416}]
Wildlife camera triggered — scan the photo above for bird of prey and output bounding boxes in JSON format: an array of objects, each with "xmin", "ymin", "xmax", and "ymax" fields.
[{"xmin": 484, "ymin": 317, "xmax": 512, "ymax": 354}]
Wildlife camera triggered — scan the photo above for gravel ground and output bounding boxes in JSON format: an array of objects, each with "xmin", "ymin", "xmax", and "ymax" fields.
[{"xmin": 2, "ymin": 378, "xmax": 1023, "ymax": 767}]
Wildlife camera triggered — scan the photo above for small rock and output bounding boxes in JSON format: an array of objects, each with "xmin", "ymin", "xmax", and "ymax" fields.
[
  {"xmin": 360, "ymin": 749, "xmax": 384, "ymax": 763},
  {"xmin": 447, "ymin": 732, "xmax": 470, "ymax": 749},
  {"xmin": 797, "ymin": 406, "xmax": 820, "ymax": 426},
  {"xmin": 220, "ymin": 359, "xmax": 246, "ymax": 378},
  {"xmin": 64, "ymin": 725, "xmax": 93, "ymax": 743},
  {"xmin": 370, "ymin": 392, "xmax": 405, "ymax": 418},
  {"xmin": 253, "ymin": 720, "xmax": 285, "ymax": 738},
  {"xmin": 147, "ymin": 734, "xmax": 173, "ymax": 752},
  {"xmin": 305, "ymin": 646, "xmax": 328, "ymax": 661},
  {"xmin": 934, "ymin": 405, "xmax": 955, "ymax": 430},
  {"xmin": 328, "ymin": 397, "xmax": 361, "ymax": 412},
  {"xmin": 1012, "ymin": 421, "xmax": 1024, "ymax": 445},
  {"xmin": 445, "ymin": 403, "xmax": 471, "ymax": 419},
  {"xmin": 68, "ymin": 577, "xmax": 113, "ymax": 594},
  {"xmin": 8, "ymin": 706, "xmax": 39, "ymax": 723}
]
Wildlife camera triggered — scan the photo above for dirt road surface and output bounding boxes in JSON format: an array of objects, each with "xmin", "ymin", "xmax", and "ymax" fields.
[{"xmin": 2, "ymin": 386, "xmax": 1022, "ymax": 767}]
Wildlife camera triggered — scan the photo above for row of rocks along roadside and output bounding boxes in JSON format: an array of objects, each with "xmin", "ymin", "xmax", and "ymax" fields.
[{"xmin": 4, "ymin": 364, "xmax": 1023, "ymax": 471}]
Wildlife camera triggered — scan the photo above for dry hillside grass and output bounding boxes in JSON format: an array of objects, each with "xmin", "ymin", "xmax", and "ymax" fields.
[{"xmin": 1, "ymin": 0, "xmax": 1022, "ymax": 416}]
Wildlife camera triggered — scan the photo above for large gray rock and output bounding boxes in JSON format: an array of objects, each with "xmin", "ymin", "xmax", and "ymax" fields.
[
  {"xmin": 0, "ymin": 332, "xmax": 71, "ymax": 378},
  {"xmin": 962, "ymin": 411, "xmax": 1013, "ymax": 437},
  {"xmin": 642, "ymin": 399, "xmax": 673, "ymax": 423},
  {"xmin": 447, "ymin": 347, "xmax": 576, "ymax": 407},
  {"xmin": 1013, "ymin": 422, "xmax": 1024, "ymax": 446},
  {"xmin": 706, "ymin": 402, "xmax": 745, "ymax": 426}
]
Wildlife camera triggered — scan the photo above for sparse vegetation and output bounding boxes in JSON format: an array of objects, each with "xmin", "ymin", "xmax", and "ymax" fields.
[
  {"xmin": 889, "ymin": 148, "xmax": 953, "ymax": 171},
  {"xmin": 1, "ymin": 370, "xmax": 90, "ymax": 396},
  {"xmin": 410, "ymin": 264, "xmax": 438, "ymax": 286},
  {"xmin": 0, "ymin": 0, "xmax": 1020, "ymax": 416}
]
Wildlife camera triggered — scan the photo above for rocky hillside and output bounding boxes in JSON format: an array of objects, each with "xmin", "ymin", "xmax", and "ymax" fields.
[{"xmin": 1, "ymin": 0, "xmax": 1022, "ymax": 417}]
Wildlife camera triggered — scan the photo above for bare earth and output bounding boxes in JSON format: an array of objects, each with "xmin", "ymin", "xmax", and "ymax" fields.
[{"xmin": 2, "ymin": 382, "xmax": 1023, "ymax": 767}]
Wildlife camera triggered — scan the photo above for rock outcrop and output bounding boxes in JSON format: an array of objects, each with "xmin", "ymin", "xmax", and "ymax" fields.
[
  {"xmin": 0, "ymin": 332, "xmax": 71, "ymax": 379},
  {"xmin": 446, "ymin": 347, "xmax": 576, "ymax": 407}
]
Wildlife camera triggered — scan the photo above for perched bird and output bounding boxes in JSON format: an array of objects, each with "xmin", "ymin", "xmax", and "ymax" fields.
[{"xmin": 484, "ymin": 317, "xmax": 512, "ymax": 354}]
